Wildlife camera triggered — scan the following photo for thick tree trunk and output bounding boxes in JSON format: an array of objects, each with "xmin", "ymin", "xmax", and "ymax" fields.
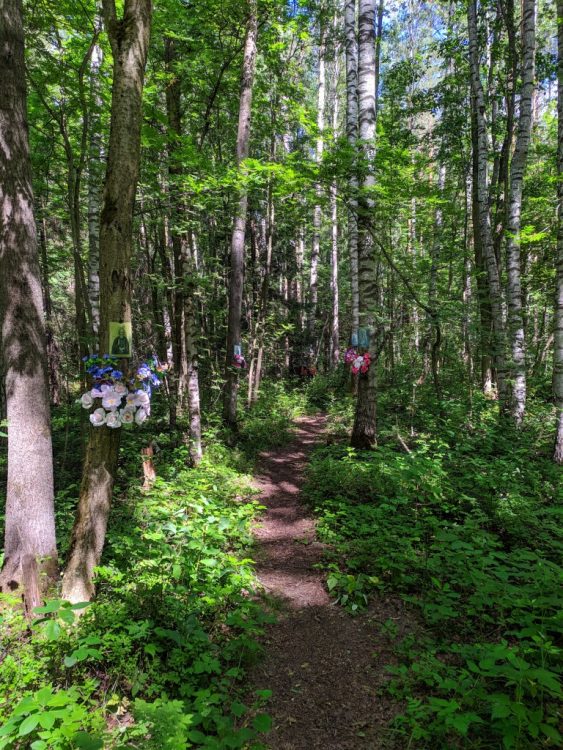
[
  {"xmin": 468, "ymin": 0, "xmax": 507, "ymax": 405},
  {"xmin": 555, "ymin": 0, "xmax": 563, "ymax": 463},
  {"xmin": 62, "ymin": 0, "xmax": 151, "ymax": 603},
  {"xmin": 0, "ymin": 0, "xmax": 58, "ymax": 602},
  {"xmin": 351, "ymin": 0, "xmax": 379, "ymax": 449},
  {"xmin": 505, "ymin": 0, "xmax": 536, "ymax": 424},
  {"xmin": 223, "ymin": 0, "xmax": 258, "ymax": 429}
]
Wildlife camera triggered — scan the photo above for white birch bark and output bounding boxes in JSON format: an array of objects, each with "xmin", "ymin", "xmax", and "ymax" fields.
[
  {"xmin": 505, "ymin": 0, "xmax": 536, "ymax": 424},
  {"xmin": 467, "ymin": 0, "xmax": 507, "ymax": 405},
  {"xmin": 87, "ymin": 39, "xmax": 103, "ymax": 336},
  {"xmin": 345, "ymin": 0, "xmax": 359, "ymax": 336},
  {"xmin": 554, "ymin": 0, "xmax": 563, "ymax": 463},
  {"xmin": 351, "ymin": 0, "xmax": 378, "ymax": 448},
  {"xmin": 308, "ymin": 23, "xmax": 326, "ymax": 356}
]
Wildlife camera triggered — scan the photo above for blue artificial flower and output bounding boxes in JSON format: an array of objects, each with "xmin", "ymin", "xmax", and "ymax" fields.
[
  {"xmin": 151, "ymin": 373, "xmax": 160, "ymax": 386},
  {"xmin": 82, "ymin": 355, "xmax": 89, "ymax": 362},
  {"xmin": 111, "ymin": 370, "xmax": 123, "ymax": 379},
  {"xmin": 103, "ymin": 354, "xmax": 112, "ymax": 360}
]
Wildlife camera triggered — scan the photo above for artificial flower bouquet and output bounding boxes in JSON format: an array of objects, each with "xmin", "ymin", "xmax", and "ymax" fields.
[
  {"xmin": 344, "ymin": 347, "xmax": 371, "ymax": 374},
  {"xmin": 79, "ymin": 354, "xmax": 163, "ymax": 429}
]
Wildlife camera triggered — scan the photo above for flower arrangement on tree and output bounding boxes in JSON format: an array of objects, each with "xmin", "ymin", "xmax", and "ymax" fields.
[
  {"xmin": 79, "ymin": 354, "xmax": 163, "ymax": 428},
  {"xmin": 233, "ymin": 353, "xmax": 246, "ymax": 369},
  {"xmin": 344, "ymin": 347, "xmax": 371, "ymax": 375},
  {"xmin": 351, "ymin": 352, "xmax": 371, "ymax": 375},
  {"xmin": 344, "ymin": 348, "xmax": 357, "ymax": 365}
]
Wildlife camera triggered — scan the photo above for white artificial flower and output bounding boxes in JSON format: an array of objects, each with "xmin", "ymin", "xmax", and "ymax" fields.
[
  {"xmin": 134, "ymin": 390, "xmax": 150, "ymax": 408},
  {"xmin": 100, "ymin": 383, "xmax": 113, "ymax": 393},
  {"xmin": 125, "ymin": 392, "xmax": 137, "ymax": 406},
  {"xmin": 102, "ymin": 390, "xmax": 123, "ymax": 411},
  {"xmin": 81, "ymin": 392, "xmax": 94, "ymax": 409},
  {"xmin": 90, "ymin": 387, "xmax": 103, "ymax": 398},
  {"xmin": 106, "ymin": 411, "xmax": 122, "ymax": 429},
  {"xmin": 120, "ymin": 409, "xmax": 135, "ymax": 425},
  {"xmin": 114, "ymin": 382, "xmax": 128, "ymax": 396},
  {"xmin": 135, "ymin": 407, "xmax": 148, "ymax": 425},
  {"xmin": 89, "ymin": 408, "xmax": 106, "ymax": 427},
  {"xmin": 353, "ymin": 356, "xmax": 363, "ymax": 370}
]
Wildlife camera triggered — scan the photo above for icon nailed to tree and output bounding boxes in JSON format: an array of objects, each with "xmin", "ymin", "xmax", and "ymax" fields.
[{"xmin": 109, "ymin": 321, "xmax": 132, "ymax": 358}]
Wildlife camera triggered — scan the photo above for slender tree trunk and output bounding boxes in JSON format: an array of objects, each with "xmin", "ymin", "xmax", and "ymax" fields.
[
  {"xmin": 468, "ymin": 0, "xmax": 507, "ymax": 405},
  {"xmin": 87, "ymin": 38, "xmax": 103, "ymax": 337},
  {"xmin": 223, "ymin": 0, "xmax": 258, "ymax": 429},
  {"xmin": 308, "ymin": 23, "xmax": 326, "ymax": 359},
  {"xmin": 0, "ymin": 0, "xmax": 58, "ymax": 604},
  {"xmin": 330, "ymin": 32, "xmax": 340, "ymax": 369},
  {"xmin": 165, "ymin": 36, "xmax": 202, "ymax": 463},
  {"xmin": 554, "ymin": 0, "xmax": 563, "ymax": 463},
  {"xmin": 38, "ymin": 204, "xmax": 62, "ymax": 405},
  {"xmin": 62, "ymin": 0, "xmax": 152, "ymax": 603},
  {"xmin": 505, "ymin": 0, "xmax": 536, "ymax": 424},
  {"xmin": 351, "ymin": 0, "xmax": 379, "ymax": 449},
  {"xmin": 345, "ymin": 0, "xmax": 359, "ymax": 339}
]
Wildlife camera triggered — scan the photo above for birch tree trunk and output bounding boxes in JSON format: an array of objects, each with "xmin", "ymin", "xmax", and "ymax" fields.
[
  {"xmin": 505, "ymin": 0, "xmax": 536, "ymax": 424},
  {"xmin": 308, "ymin": 22, "xmax": 326, "ymax": 359},
  {"xmin": 87, "ymin": 38, "xmax": 103, "ymax": 337},
  {"xmin": 351, "ymin": 0, "xmax": 379, "ymax": 449},
  {"xmin": 345, "ymin": 0, "xmax": 359, "ymax": 338},
  {"xmin": 329, "ymin": 27, "xmax": 340, "ymax": 370},
  {"xmin": 62, "ymin": 0, "xmax": 152, "ymax": 603},
  {"xmin": 554, "ymin": 0, "xmax": 563, "ymax": 463},
  {"xmin": 467, "ymin": 0, "xmax": 507, "ymax": 405},
  {"xmin": 0, "ymin": 0, "xmax": 58, "ymax": 605},
  {"xmin": 223, "ymin": 0, "xmax": 258, "ymax": 428}
]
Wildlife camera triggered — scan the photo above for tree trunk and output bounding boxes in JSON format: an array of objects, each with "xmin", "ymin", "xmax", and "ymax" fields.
[
  {"xmin": 308, "ymin": 23, "xmax": 326, "ymax": 358},
  {"xmin": 554, "ymin": 0, "xmax": 563, "ymax": 463},
  {"xmin": 62, "ymin": 0, "xmax": 152, "ymax": 603},
  {"xmin": 223, "ymin": 0, "xmax": 258, "ymax": 429},
  {"xmin": 467, "ymin": 0, "xmax": 507, "ymax": 405},
  {"xmin": 505, "ymin": 0, "xmax": 536, "ymax": 424},
  {"xmin": 165, "ymin": 36, "xmax": 202, "ymax": 464},
  {"xmin": 345, "ymin": 0, "xmax": 359, "ymax": 339},
  {"xmin": 0, "ymin": 0, "xmax": 58, "ymax": 603},
  {"xmin": 329, "ymin": 27, "xmax": 340, "ymax": 370},
  {"xmin": 87, "ymin": 38, "xmax": 103, "ymax": 337},
  {"xmin": 351, "ymin": 0, "xmax": 379, "ymax": 449}
]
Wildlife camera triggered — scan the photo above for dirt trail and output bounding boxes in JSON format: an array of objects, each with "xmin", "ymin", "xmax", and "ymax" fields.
[{"xmin": 250, "ymin": 415, "xmax": 407, "ymax": 750}]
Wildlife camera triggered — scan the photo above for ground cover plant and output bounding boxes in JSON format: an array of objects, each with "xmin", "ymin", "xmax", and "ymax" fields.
[
  {"xmin": 0, "ymin": 383, "xmax": 305, "ymax": 749},
  {"xmin": 304, "ymin": 374, "xmax": 562, "ymax": 749}
]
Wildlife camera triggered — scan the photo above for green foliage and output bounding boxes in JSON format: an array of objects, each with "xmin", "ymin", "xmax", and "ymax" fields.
[
  {"xmin": 0, "ymin": 388, "xmax": 298, "ymax": 748},
  {"xmin": 305, "ymin": 390, "xmax": 562, "ymax": 749}
]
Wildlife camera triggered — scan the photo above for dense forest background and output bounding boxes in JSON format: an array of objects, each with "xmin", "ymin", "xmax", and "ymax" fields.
[{"xmin": 0, "ymin": 0, "xmax": 561, "ymax": 748}]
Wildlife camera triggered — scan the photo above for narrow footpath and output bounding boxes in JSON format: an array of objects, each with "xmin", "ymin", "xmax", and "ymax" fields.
[{"xmin": 250, "ymin": 415, "xmax": 407, "ymax": 750}]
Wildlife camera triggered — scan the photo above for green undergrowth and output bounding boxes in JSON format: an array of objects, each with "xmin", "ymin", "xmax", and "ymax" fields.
[
  {"xmin": 304, "ymin": 374, "xmax": 562, "ymax": 749},
  {"xmin": 0, "ymin": 381, "xmax": 306, "ymax": 750}
]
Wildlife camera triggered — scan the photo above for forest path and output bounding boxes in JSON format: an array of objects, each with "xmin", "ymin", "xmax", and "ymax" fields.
[{"xmin": 249, "ymin": 414, "xmax": 405, "ymax": 750}]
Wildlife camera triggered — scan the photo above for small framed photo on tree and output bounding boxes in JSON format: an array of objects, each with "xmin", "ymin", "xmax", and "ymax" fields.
[{"xmin": 109, "ymin": 321, "xmax": 132, "ymax": 358}]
